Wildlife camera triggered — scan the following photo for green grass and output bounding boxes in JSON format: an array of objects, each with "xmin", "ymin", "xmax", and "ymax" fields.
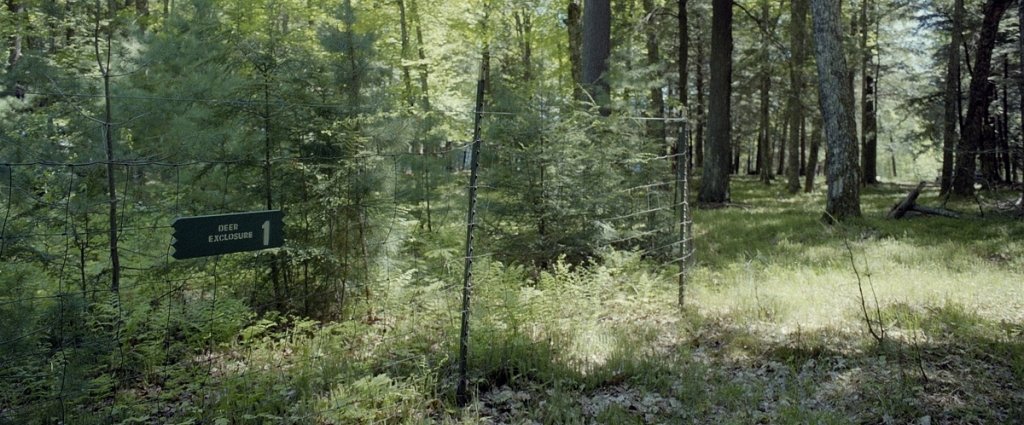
[{"xmin": 77, "ymin": 177, "xmax": 1022, "ymax": 424}]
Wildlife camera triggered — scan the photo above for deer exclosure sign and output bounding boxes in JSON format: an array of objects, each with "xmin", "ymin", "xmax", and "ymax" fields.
[{"xmin": 172, "ymin": 210, "xmax": 284, "ymax": 259}]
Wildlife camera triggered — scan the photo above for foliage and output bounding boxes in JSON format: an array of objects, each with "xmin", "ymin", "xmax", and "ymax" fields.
[{"xmin": 1, "ymin": 0, "xmax": 1022, "ymax": 422}]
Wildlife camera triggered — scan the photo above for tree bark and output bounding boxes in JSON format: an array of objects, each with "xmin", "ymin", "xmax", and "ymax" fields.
[
  {"xmin": 642, "ymin": 0, "xmax": 666, "ymax": 143},
  {"xmin": 787, "ymin": 0, "xmax": 808, "ymax": 193},
  {"xmin": 860, "ymin": 0, "xmax": 878, "ymax": 185},
  {"xmin": 1000, "ymin": 55, "xmax": 1011, "ymax": 182},
  {"xmin": 582, "ymin": 0, "xmax": 612, "ymax": 113},
  {"xmin": 397, "ymin": 0, "xmax": 414, "ymax": 106},
  {"xmin": 409, "ymin": 0, "xmax": 430, "ymax": 110},
  {"xmin": 1018, "ymin": 0, "xmax": 1024, "ymax": 187},
  {"xmin": 6, "ymin": 0, "xmax": 23, "ymax": 69},
  {"xmin": 678, "ymin": 0, "xmax": 690, "ymax": 170},
  {"xmin": 811, "ymin": 0, "xmax": 861, "ymax": 221},
  {"xmin": 695, "ymin": 29, "xmax": 706, "ymax": 168},
  {"xmin": 699, "ymin": 0, "xmax": 732, "ymax": 204},
  {"xmin": 952, "ymin": 0, "xmax": 1012, "ymax": 197},
  {"xmin": 941, "ymin": 0, "xmax": 964, "ymax": 194},
  {"xmin": 514, "ymin": 9, "xmax": 533, "ymax": 82},
  {"xmin": 678, "ymin": 0, "xmax": 689, "ymax": 110},
  {"xmin": 757, "ymin": 0, "xmax": 773, "ymax": 184},
  {"xmin": 805, "ymin": 117, "xmax": 821, "ymax": 192},
  {"xmin": 568, "ymin": 0, "xmax": 584, "ymax": 100}
]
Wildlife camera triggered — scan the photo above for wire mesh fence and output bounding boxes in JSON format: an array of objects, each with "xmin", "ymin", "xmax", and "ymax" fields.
[{"xmin": 0, "ymin": 102, "xmax": 695, "ymax": 421}]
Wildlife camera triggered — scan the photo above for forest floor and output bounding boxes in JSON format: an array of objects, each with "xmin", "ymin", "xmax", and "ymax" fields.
[{"xmin": 162, "ymin": 177, "xmax": 1024, "ymax": 424}]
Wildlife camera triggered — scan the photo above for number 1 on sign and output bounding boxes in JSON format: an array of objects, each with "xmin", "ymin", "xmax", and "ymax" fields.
[{"xmin": 261, "ymin": 220, "xmax": 270, "ymax": 246}]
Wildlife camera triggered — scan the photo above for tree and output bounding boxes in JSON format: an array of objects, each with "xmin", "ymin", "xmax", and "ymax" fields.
[
  {"xmin": 787, "ymin": 0, "xmax": 808, "ymax": 194},
  {"xmin": 5, "ymin": 0, "xmax": 23, "ymax": 69},
  {"xmin": 582, "ymin": 0, "xmax": 611, "ymax": 112},
  {"xmin": 678, "ymin": 0, "xmax": 689, "ymax": 169},
  {"xmin": 860, "ymin": 0, "xmax": 878, "ymax": 185},
  {"xmin": 952, "ymin": 0, "xmax": 1012, "ymax": 197},
  {"xmin": 941, "ymin": 0, "xmax": 964, "ymax": 195},
  {"xmin": 811, "ymin": 0, "xmax": 860, "ymax": 221},
  {"xmin": 700, "ymin": 0, "xmax": 732, "ymax": 204},
  {"xmin": 642, "ymin": 0, "xmax": 665, "ymax": 143},
  {"xmin": 1019, "ymin": 0, "xmax": 1024, "ymax": 206},
  {"xmin": 757, "ymin": 0, "xmax": 773, "ymax": 184},
  {"xmin": 805, "ymin": 116, "xmax": 822, "ymax": 192},
  {"xmin": 568, "ymin": 0, "xmax": 583, "ymax": 99}
]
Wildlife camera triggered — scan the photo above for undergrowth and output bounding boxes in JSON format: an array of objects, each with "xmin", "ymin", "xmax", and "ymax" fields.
[{"xmin": 4, "ymin": 178, "xmax": 1020, "ymax": 424}]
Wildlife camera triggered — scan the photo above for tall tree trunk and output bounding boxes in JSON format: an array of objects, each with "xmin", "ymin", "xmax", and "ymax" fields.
[
  {"xmin": 941, "ymin": 0, "xmax": 964, "ymax": 194},
  {"xmin": 695, "ymin": 30, "xmax": 706, "ymax": 168},
  {"xmin": 410, "ymin": 0, "xmax": 430, "ymax": 110},
  {"xmin": 1018, "ymin": 0, "xmax": 1024, "ymax": 187},
  {"xmin": 642, "ymin": 0, "xmax": 666, "ymax": 144},
  {"xmin": 812, "ymin": 0, "xmax": 861, "ymax": 221},
  {"xmin": 582, "ymin": 0, "xmax": 612, "ymax": 113},
  {"xmin": 787, "ymin": 0, "xmax": 808, "ymax": 193},
  {"xmin": 514, "ymin": 9, "xmax": 533, "ymax": 82},
  {"xmin": 733, "ymin": 138, "xmax": 742, "ymax": 175},
  {"xmin": 6, "ymin": 0, "xmax": 23, "ymax": 69},
  {"xmin": 952, "ymin": 0, "xmax": 1012, "ymax": 197},
  {"xmin": 777, "ymin": 120, "xmax": 787, "ymax": 176},
  {"xmin": 678, "ymin": 0, "xmax": 689, "ymax": 170},
  {"xmin": 699, "ymin": 0, "xmax": 732, "ymax": 203},
  {"xmin": 1000, "ymin": 55, "xmax": 1012, "ymax": 182},
  {"xmin": 805, "ymin": 116, "xmax": 822, "ymax": 192},
  {"xmin": 859, "ymin": 0, "xmax": 878, "ymax": 185},
  {"xmin": 568, "ymin": 0, "xmax": 584, "ymax": 100},
  {"xmin": 397, "ymin": 0, "xmax": 414, "ymax": 106},
  {"xmin": 757, "ymin": 0, "xmax": 773, "ymax": 184}
]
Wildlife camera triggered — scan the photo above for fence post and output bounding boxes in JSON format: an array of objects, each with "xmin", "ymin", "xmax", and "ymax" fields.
[
  {"xmin": 457, "ymin": 62, "xmax": 487, "ymax": 406},
  {"xmin": 677, "ymin": 120, "xmax": 692, "ymax": 309}
]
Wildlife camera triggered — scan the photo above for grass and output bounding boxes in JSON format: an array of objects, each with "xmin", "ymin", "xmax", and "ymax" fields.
[{"xmin": 65, "ymin": 177, "xmax": 1021, "ymax": 424}]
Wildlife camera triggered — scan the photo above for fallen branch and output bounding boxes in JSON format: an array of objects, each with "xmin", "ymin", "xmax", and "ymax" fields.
[{"xmin": 887, "ymin": 181, "xmax": 961, "ymax": 219}]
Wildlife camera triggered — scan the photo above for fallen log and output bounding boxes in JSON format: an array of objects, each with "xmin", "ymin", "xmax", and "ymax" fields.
[
  {"xmin": 887, "ymin": 181, "xmax": 927, "ymax": 219},
  {"xmin": 909, "ymin": 205, "xmax": 961, "ymax": 218},
  {"xmin": 887, "ymin": 181, "xmax": 960, "ymax": 219}
]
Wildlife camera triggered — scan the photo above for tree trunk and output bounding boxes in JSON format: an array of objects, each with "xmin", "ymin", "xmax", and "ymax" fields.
[
  {"xmin": 678, "ymin": 0, "xmax": 689, "ymax": 171},
  {"xmin": 678, "ymin": 0, "xmax": 689, "ymax": 110},
  {"xmin": 800, "ymin": 118, "xmax": 807, "ymax": 175},
  {"xmin": 695, "ymin": 30, "xmax": 706, "ymax": 168},
  {"xmin": 805, "ymin": 117, "xmax": 821, "ymax": 192},
  {"xmin": 397, "ymin": 0, "xmax": 414, "ymax": 106},
  {"xmin": 811, "ymin": 0, "xmax": 861, "ymax": 221},
  {"xmin": 787, "ymin": 0, "xmax": 808, "ymax": 193},
  {"xmin": 757, "ymin": 0, "xmax": 773, "ymax": 184},
  {"xmin": 777, "ymin": 119, "xmax": 787, "ymax": 176},
  {"xmin": 582, "ymin": 0, "xmax": 612, "ymax": 113},
  {"xmin": 1018, "ymin": 0, "xmax": 1024, "ymax": 187},
  {"xmin": 1000, "ymin": 55, "xmax": 1012, "ymax": 182},
  {"xmin": 6, "ymin": 0, "xmax": 23, "ymax": 69},
  {"xmin": 860, "ymin": 0, "xmax": 878, "ymax": 185},
  {"xmin": 941, "ymin": 0, "xmax": 964, "ymax": 194},
  {"xmin": 410, "ymin": 0, "xmax": 430, "ymax": 110},
  {"xmin": 733, "ymin": 138, "xmax": 742, "ymax": 175},
  {"xmin": 568, "ymin": 0, "xmax": 584, "ymax": 100},
  {"xmin": 514, "ymin": 10, "xmax": 533, "ymax": 82},
  {"xmin": 699, "ymin": 0, "xmax": 732, "ymax": 204},
  {"xmin": 642, "ymin": 0, "xmax": 666, "ymax": 144},
  {"xmin": 952, "ymin": 0, "xmax": 1012, "ymax": 197}
]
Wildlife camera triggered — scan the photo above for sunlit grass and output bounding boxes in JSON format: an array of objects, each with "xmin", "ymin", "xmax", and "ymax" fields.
[
  {"xmin": 688, "ymin": 176, "xmax": 1024, "ymax": 331},
  {"xmin": 166, "ymin": 176, "xmax": 1022, "ymax": 424}
]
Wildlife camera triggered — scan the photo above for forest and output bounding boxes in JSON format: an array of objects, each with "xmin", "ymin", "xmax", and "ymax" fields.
[{"xmin": 1, "ymin": 0, "xmax": 1023, "ymax": 423}]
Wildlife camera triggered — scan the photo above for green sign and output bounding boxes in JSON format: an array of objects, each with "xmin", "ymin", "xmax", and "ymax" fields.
[{"xmin": 172, "ymin": 210, "xmax": 284, "ymax": 259}]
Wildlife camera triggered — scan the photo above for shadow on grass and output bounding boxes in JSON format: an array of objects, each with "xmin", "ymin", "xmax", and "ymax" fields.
[
  {"xmin": 691, "ymin": 176, "xmax": 1024, "ymax": 271},
  {"xmin": 462, "ymin": 304, "xmax": 1024, "ymax": 424}
]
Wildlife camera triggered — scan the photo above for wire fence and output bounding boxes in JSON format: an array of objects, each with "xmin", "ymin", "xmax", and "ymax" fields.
[{"xmin": 0, "ymin": 102, "xmax": 696, "ymax": 421}]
